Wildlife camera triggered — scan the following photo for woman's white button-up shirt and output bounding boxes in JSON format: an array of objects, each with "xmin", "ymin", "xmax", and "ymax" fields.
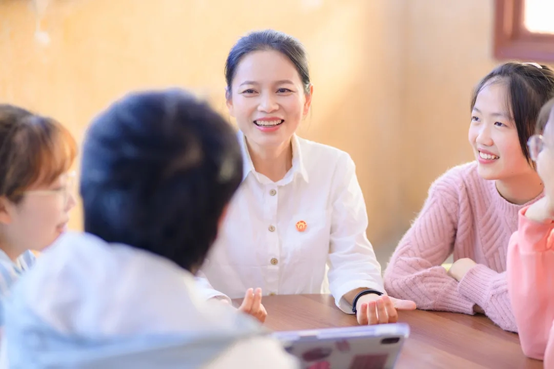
[{"xmin": 198, "ymin": 132, "xmax": 383, "ymax": 313}]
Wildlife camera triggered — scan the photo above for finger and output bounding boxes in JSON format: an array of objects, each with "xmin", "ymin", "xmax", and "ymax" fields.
[
  {"xmin": 252, "ymin": 288, "xmax": 263, "ymax": 311},
  {"xmin": 391, "ymin": 297, "xmax": 417, "ymax": 310},
  {"xmin": 376, "ymin": 298, "xmax": 388, "ymax": 324},
  {"xmin": 239, "ymin": 288, "xmax": 254, "ymax": 313},
  {"xmin": 357, "ymin": 303, "xmax": 368, "ymax": 325},
  {"xmin": 250, "ymin": 289, "xmax": 263, "ymax": 319},
  {"xmin": 368, "ymin": 301, "xmax": 378, "ymax": 325},
  {"xmin": 383, "ymin": 295, "xmax": 398, "ymax": 323},
  {"xmin": 258, "ymin": 304, "xmax": 267, "ymax": 323},
  {"xmin": 255, "ymin": 287, "xmax": 263, "ymax": 297}
]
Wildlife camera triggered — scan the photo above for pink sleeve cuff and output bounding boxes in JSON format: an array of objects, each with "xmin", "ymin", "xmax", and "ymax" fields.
[
  {"xmin": 459, "ymin": 265, "xmax": 517, "ymax": 331},
  {"xmin": 457, "ymin": 264, "xmax": 498, "ymax": 308},
  {"xmin": 431, "ymin": 284, "xmax": 476, "ymax": 314}
]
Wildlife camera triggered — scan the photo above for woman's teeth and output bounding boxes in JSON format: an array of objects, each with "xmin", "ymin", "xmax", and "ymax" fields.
[
  {"xmin": 479, "ymin": 151, "xmax": 499, "ymax": 160},
  {"xmin": 254, "ymin": 119, "xmax": 284, "ymax": 127}
]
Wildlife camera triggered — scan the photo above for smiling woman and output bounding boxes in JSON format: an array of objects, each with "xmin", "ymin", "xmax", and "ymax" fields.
[
  {"xmin": 468, "ymin": 63, "xmax": 548, "ymax": 203},
  {"xmin": 197, "ymin": 29, "xmax": 416, "ymax": 327},
  {"xmin": 223, "ymin": 31, "xmax": 312, "ymax": 169},
  {"xmin": 384, "ymin": 62, "xmax": 554, "ymax": 332},
  {"xmin": 227, "ymin": 49, "xmax": 311, "ymax": 159}
]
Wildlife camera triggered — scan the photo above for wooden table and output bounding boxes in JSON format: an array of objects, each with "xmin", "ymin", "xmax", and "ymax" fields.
[{"xmin": 235, "ymin": 294, "xmax": 543, "ymax": 369}]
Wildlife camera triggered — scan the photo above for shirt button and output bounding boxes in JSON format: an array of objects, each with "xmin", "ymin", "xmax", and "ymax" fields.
[
  {"xmin": 270, "ymin": 258, "xmax": 278, "ymax": 265},
  {"xmin": 268, "ymin": 225, "xmax": 276, "ymax": 232},
  {"xmin": 269, "ymin": 189, "xmax": 277, "ymax": 196}
]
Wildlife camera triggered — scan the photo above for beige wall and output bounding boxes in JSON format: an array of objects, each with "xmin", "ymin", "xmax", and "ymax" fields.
[
  {"xmin": 401, "ymin": 0, "xmax": 497, "ymax": 223},
  {"xmin": 0, "ymin": 0, "xmax": 530, "ymax": 263}
]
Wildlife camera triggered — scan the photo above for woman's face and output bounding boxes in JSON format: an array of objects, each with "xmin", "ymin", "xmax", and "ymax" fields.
[
  {"xmin": 0, "ymin": 173, "xmax": 76, "ymax": 254},
  {"xmin": 468, "ymin": 81, "xmax": 535, "ymax": 181},
  {"xmin": 226, "ymin": 50, "xmax": 312, "ymax": 152}
]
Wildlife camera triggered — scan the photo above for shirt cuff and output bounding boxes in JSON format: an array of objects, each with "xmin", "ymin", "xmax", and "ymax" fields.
[
  {"xmin": 333, "ymin": 280, "xmax": 384, "ymax": 314},
  {"xmin": 209, "ymin": 294, "xmax": 232, "ymax": 304},
  {"xmin": 196, "ymin": 286, "xmax": 232, "ymax": 304},
  {"xmin": 457, "ymin": 264, "xmax": 497, "ymax": 308}
]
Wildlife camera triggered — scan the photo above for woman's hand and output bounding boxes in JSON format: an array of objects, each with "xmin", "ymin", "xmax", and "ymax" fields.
[
  {"xmin": 524, "ymin": 197, "xmax": 554, "ymax": 223},
  {"xmin": 237, "ymin": 288, "xmax": 267, "ymax": 323},
  {"xmin": 473, "ymin": 304, "xmax": 485, "ymax": 314},
  {"xmin": 356, "ymin": 294, "xmax": 416, "ymax": 325},
  {"xmin": 448, "ymin": 258, "xmax": 477, "ymax": 282}
]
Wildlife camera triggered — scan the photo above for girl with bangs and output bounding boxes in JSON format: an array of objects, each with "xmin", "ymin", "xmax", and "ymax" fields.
[
  {"xmin": 384, "ymin": 63, "xmax": 554, "ymax": 332},
  {"xmin": 0, "ymin": 104, "xmax": 77, "ymax": 325}
]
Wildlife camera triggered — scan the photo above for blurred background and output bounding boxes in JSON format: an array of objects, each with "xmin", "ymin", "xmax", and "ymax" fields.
[{"xmin": 1, "ymin": 0, "xmax": 553, "ymax": 265}]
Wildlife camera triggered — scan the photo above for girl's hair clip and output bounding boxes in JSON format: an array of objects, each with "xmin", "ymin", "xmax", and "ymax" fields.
[{"xmin": 522, "ymin": 62, "xmax": 543, "ymax": 69}]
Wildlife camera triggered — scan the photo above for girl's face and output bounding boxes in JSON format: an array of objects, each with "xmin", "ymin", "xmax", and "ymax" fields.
[
  {"xmin": 226, "ymin": 50, "xmax": 312, "ymax": 152},
  {"xmin": 468, "ymin": 81, "xmax": 535, "ymax": 182},
  {"xmin": 0, "ymin": 172, "xmax": 76, "ymax": 255},
  {"xmin": 535, "ymin": 109, "xmax": 554, "ymax": 201}
]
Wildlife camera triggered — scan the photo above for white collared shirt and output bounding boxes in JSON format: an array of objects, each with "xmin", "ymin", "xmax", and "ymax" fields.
[
  {"xmin": 198, "ymin": 132, "xmax": 384, "ymax": 313},
  {"xmin": 0, "ymin": 250, "xmax": 35, "ymax": 295}
]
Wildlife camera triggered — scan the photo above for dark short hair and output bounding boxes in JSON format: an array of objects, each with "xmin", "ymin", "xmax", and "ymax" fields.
[
  {"xmin": 225, "ymin": 29, "xmax": 311, "ymax": 94},
  {"xmin": 471, "ymin": 62, "xmax": 554, "ymax": 162},
  {"xmin": 80, "ymin": 89, "xmax": 243, "ymax": 272},
  {"xmin": 0, "ymin": 104, "xmax": 76, "ymax": 203}
]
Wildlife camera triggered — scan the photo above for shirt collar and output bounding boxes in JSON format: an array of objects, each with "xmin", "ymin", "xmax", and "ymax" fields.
[
  {"xmin": 0, "ymin": 248, "xmax": 20, "ymax": 270},
  {"xmin": 238, "ymin": 131, "xmax": 309, "ymax": 184},
  {"xmin": 0, "ymin": 249, "xmax": 13, "ymax": 264}
]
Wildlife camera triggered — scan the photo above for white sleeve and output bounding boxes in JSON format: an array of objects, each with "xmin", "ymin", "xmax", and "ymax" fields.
[
  {"xmin": 204, "ymin": 336, "xmax": 299, "ymax": 369},
  {"xmin": 327, "ymin": 154, "xmax": 384, "ymax": 313},
  {"xmin": 194, "ymin": 269, "xmax": 232, "ymax": 304}
]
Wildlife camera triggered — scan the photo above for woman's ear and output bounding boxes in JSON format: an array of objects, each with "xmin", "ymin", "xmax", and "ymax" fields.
[
  {"xmin": 225, "ymin": 87, "xmax": 235, "ymax": 118},
  {"xmin": 303, "ymin": 84, "xmax": 314, "ymax": 116},
  {"xmin": 0, "ymin": 197, "xmax": 14, "ymax": 225}
]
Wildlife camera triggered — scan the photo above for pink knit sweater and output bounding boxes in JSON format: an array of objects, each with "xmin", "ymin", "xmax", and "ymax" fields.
[{"xmin": 384, "ymin": 162, "xmax": 542, "ymax": 332}]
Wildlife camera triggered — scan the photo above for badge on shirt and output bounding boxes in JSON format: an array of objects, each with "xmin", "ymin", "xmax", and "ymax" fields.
[{"xmin": 296, "ymin": 220, "xmax": 307, "ymax": 232}]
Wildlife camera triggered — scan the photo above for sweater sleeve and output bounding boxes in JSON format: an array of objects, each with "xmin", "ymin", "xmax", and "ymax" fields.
[
  {"xmin": 507, "ymin": 207, "xmax": 554, "ymax": 361},
  {"xmin": 384, "ymin": 175, "xmax": 475, "ymax": 314},
  {"xmin": 457, "ymin": 266, "xmax": 516, "ymax": 331}
]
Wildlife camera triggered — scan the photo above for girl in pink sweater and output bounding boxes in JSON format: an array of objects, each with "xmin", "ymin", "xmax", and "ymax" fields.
[
  {"xmin": 384, "ymin": 62, "xmax": 554, "ymax": 332},
  {"xmin": 508, "ymin": 98, "xmax": 554, "ymax": 366}
]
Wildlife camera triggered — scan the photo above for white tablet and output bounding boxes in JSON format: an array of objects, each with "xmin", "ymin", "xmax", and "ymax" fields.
[{"xmin": 273, "ymin": 323, "xmax": 409, "ymax": 369}]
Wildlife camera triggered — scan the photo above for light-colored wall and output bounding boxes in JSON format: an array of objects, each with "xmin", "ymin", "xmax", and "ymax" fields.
[
  {"xmin": 401, "ymin": 0, "xmax": 497, "ymax": 223},
  {"xmin": 0, "ymin": 0, "xmax": 531, "ymax": 263}
]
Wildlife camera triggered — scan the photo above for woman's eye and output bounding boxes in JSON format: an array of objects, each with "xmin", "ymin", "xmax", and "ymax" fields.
[
  {"xmin": 277, "ymin": 88, "xmax": 293, "ymax": 93},
  {"xmin": 471, "ymin": 116, "xmax": 479, "ymax": 122},
  {"xmin": 494, "ymin": 121, "xmax": 506, "ymax": 127},
  {"xmin": 241, "ymin": 89, "xmax": 256, "ymax": 94}
]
